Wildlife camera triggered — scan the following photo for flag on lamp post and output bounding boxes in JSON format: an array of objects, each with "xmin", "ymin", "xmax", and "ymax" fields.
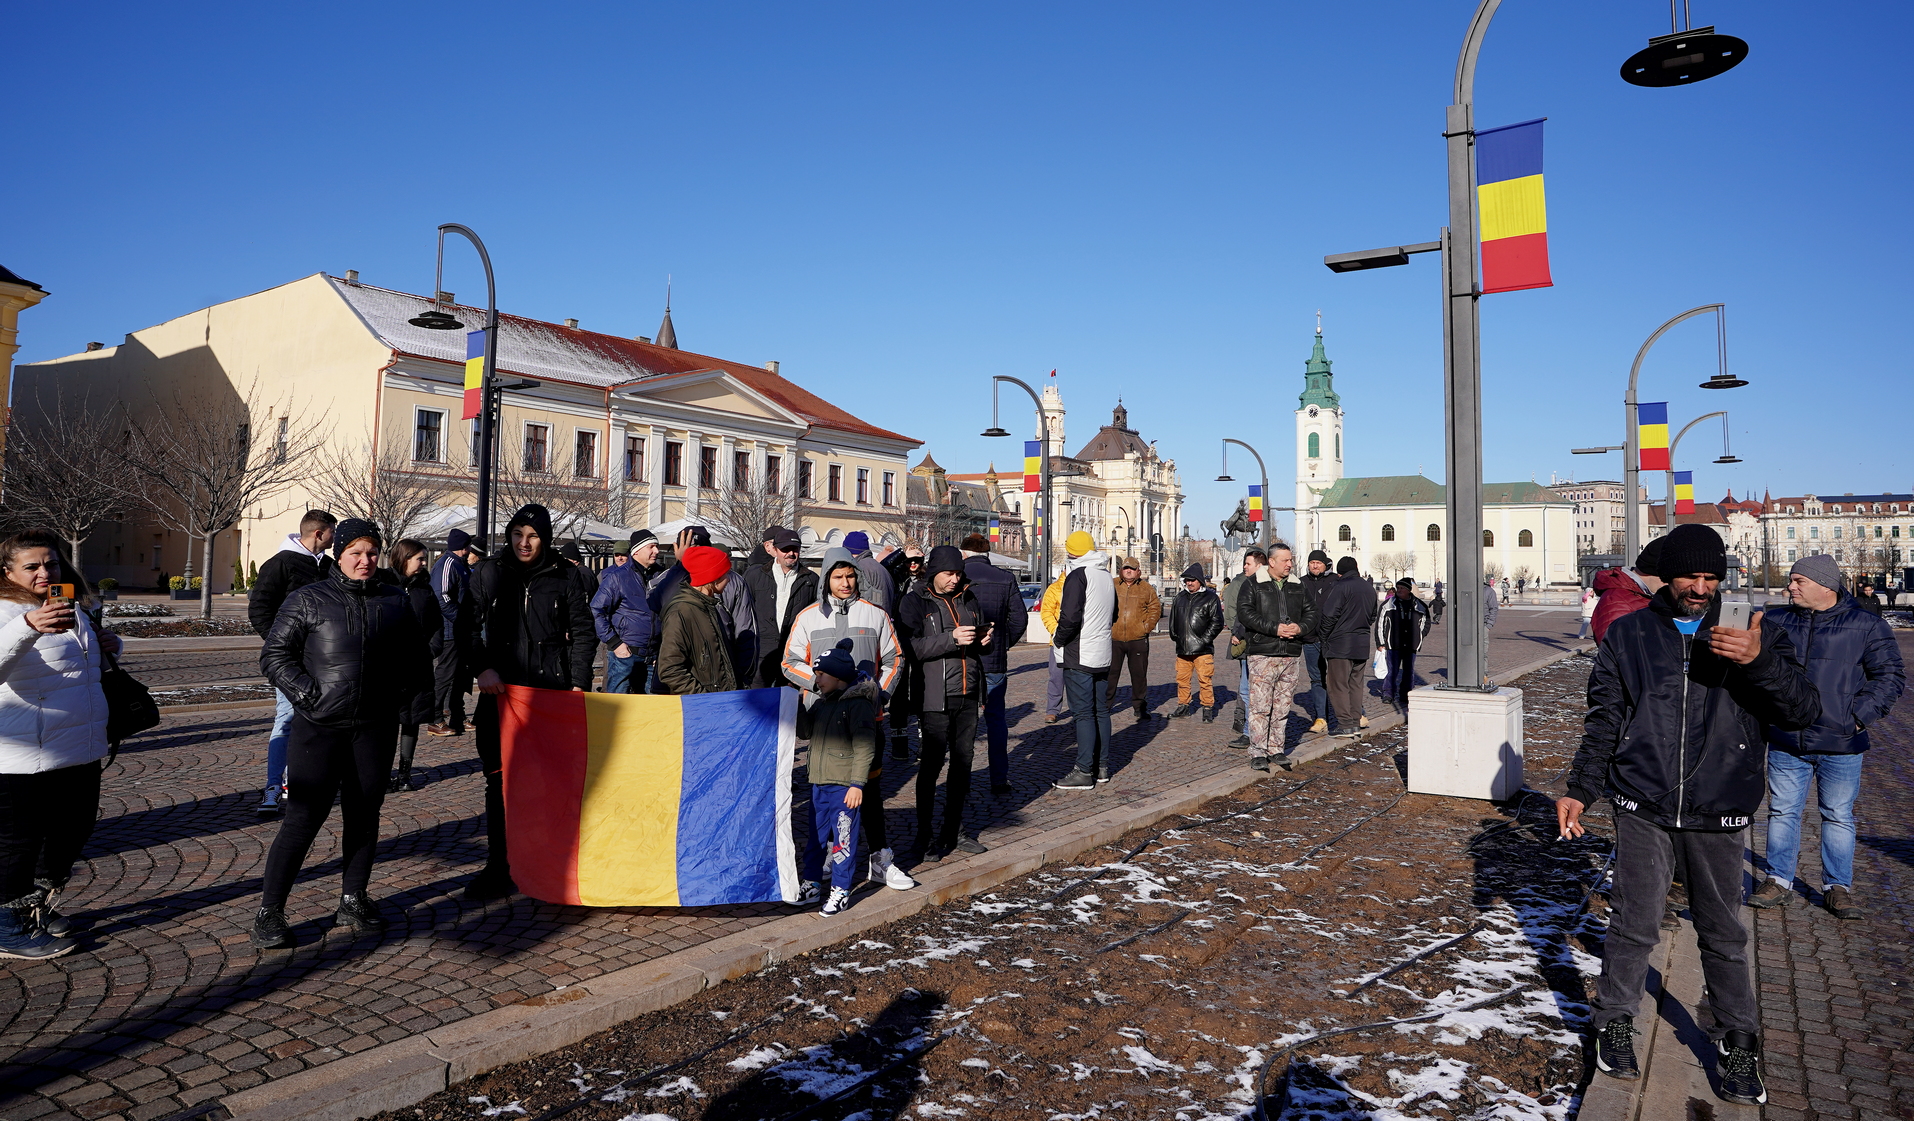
[
  {"xmin": 1637, "ymin": 402, "xmax": 1671, "ymax": 471},
  {"xmin": 1247, "ymin": 485, "xmax": 1264, "ymax": 523},
  {"xmin": 462, "ymin": 330, "xmax": 486, "ymax": 420},
  {"xmin": 1477, "ymin": 118, "xmax": 1553, "ymax": 294},
  {"xmin": 1673, "ymin": 471, "xmax": 1695, "ymax": 515},
  {"xmin": 1022, "ymin": 441, "xmax": 1041, "ymax": 493},
  {"xmin": 988, "ymin": 518, "xmax": 1001, "ymax": 547}
]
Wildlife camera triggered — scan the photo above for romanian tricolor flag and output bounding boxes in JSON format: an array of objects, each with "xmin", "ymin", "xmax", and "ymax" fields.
[
  {"xmin": 1023, "ymin": 440, "xmax": 1042, "ymax": 493},
  {"xmin": 1638, "ymin": 401, "xmax": 1671, "ymax": 471},
  {"xmin": 1032, "ymin": 499, "xmax": 1043, "ymax": 536},
  {"xmin": 989, "ymin": 518, "xmax": 1001, "ymax": 546},
  {"xmin": 1477, "ymin": 119, "xmax": 1552, "ymax": 294},
  {"xmin": 461, "ymin": 329, "xmax": 486, "ymax": 421},
  {"xmin": 1247, "ymin": 485, "xmax": 1264, "ymax": 523},
  {"xmin": 1673, "ymin": 471, "xmax": 1695, "ymax": 515},
  {"xmin": 499, "ymin": 686, "xmax": 798, "ymax": 907}
]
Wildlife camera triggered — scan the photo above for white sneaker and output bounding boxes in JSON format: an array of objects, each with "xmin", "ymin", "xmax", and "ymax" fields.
[
  {"xmin": 821, "ymin": 887, "xmax": 852, "ymax": 915},
  {"xmin": 871, "ymin": 848, "xmax": 916, "ymax": 891},
  {"xmin": 794, "ymin": 880, "xmax": 822, "ymax": 906}
]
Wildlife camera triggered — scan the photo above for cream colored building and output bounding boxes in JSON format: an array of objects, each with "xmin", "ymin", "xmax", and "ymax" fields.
[
  {"xmin": 0, "ymin": 264, "xmax": 50, "ymax": 469},
  {"xmin": 15, "ymin": 272, "xmax": 920, "ymax": 591}
]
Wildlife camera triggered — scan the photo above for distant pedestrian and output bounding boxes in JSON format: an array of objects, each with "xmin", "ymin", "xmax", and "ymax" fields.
[
  {"xmin": 961, "ymin": 535, "xmax": 1028, "ymax": 796},
  {"xmin": 255, "ymin": 520, "xmax": 432, "ymax": 948},
  {"xmin": 427, "ymin": 529, "xmax": 479, "ymax": 735},
  {"xmin": 1749, "ymin": 555, "xmax": 1904, "ymax": 920},
  {"xmin": 1298, "ymin": 549, "xmax": 1337, "ymax": 733},
  {"xmin": 247, "ymin": 509, "xmax": 337, "ymax": 815},
  {"xmin": 385, "ymin": 539, "xmax": 440, "ymax": 793},
  {"xmin": 1039, "ymin": 572, "xmax": 1069, "ymax": 725},
  {"xmin": 1851, "ymin": 580, "xmax": 1882, "ymax": 618},
  {"xmin": 1577, "ymin": 585, "xmax": 1598, "ymax": 640},
  {"xmin": 1236, "ymin": 544, "xmax": 1315, "ymax": 770},
  {"xmin": 842, "ymin": 532, "xmax": 896, "ymax": 614},
  {"xmin": 1109, "ymin": 557, "xmax": 1162, "ymax": 720},
  {"xmin": 591, "ymin": 530, "xmax": 661, "ymax": 694},
  {"xmin": 1167, "ymin": 563, "xmax": 1224, "ymax": 721},
  {"xmin": 1050, "ymin": 532, "xmax": 1117, "ymax": 790},
  {"xmin": 1429, "ymin": 584, "xmax": 1446, "ymax": 625},
  {"xmin": 1484, "ymin": 577, "xmax": 1501, "ymax": 631},
  {"xmin": 560, "ymin": 542, "xmax": 598, "ymax": 597},
  {"xmin": 1592, "ymin": 539, "xmax": 1665, "ymax": 645},
  {"xmin": 1373, "ymin": 578, "xmax": 1431, "ymax": 714},
  {"xmin": 897, "ymin": 546, "xmax": 994, "ymax": 858},
  {"xmin": 795, "ymin": 640, "xmax": 883, "ymax": 916},
  {"xmin": 742, "ymin": 528, "xmax": 818, "ymax": 687},
  {"xmin": 1318, "ymin": 557, "xmax": 1377, "ymax": 737}
]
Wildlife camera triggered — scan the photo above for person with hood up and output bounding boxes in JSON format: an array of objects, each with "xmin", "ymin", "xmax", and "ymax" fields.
[
  {"xmin": 1316, "ymin": 557, "xmax": 1377, "ymax": 737},
  {"xmin": 247, "ymin": 509, "xmax": 338, "ymax": 815},
  {"xmin": 1297, "ymin": 549, "xmax": 1338, "ymax": 734},
  {"xmin": 1167, "ymin": 562, "xmax": 1224, "ymax": 721},
  {"xmin": 794, "ymin": 639, "xmax": 886, "ymax": 915},
  {"xmin": 744, "ymin": 528, "xmax": 819, "ymax": 688},
  {"xmin": 783, "ymin": 545, "xmax": 912, "ymax": 891},
  {"xmin": 647, "ymin": 526, "xmax": 756, "ymax": 686},
  {"xmin": 1749, "ymin": 554, "xmax": 1904, "ymax": 919},
  {"xmin": 842, "ymin": 532, "xmax": 896, "ymax": 613},
  {"xmin": 1050, "ymin": 532, "xmax": 1117, "ymax": 790},
  {"xmin": 961, "ymin": 534, "xmax": 1029, "ymax": 795},
  {"xmin": 591, "ymin": 530, "xmax": 661, "ymax": 694},
  {"xmin": 459, "ymin": 503, "xmax": 598, "ymax": 902},
  {"xmin": 896, "ymin": 545, "xmax": 994, "ymax": 859},
  {"xmin": 656, "ymin": 545, "xmax": 743, "ymax": 695},
  {"xmin": 1373, "ymin": 578, "xmax": 1432, "ymax": 715},
  {"xmin": 1559, "ymin": 523, "xmax": 1820, "ymax": 1105},
  {"xmin": 428, "ymin": 528, "xmax": 479, "ymax": 735},
  {"xmin": 1109, "ymin": 557, "xmax": 1162, "ymax": 721},
  {"xmin": 254, "ymin": 520, "xmax": 433, "ymax": 947},
  {"xmin": 1237, "ymin": 544, "xmax": 1317, "ymax": 770},
  {"xmin": 1592, "ymin": 538, "xmax": 1665, "ymax": 645},
  {"xmin": 879, "ymin": 543, "xmax": 926, "ymax": 758}
]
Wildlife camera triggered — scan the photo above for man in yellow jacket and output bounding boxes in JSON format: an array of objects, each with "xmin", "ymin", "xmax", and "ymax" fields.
[
  {"xmin": 1107, "ymin": 558, "xmax": 1162, "ymax": 719},
  {"xmin": 1041, "ymin": 572, "xmax": 1067, "ymax": 723}
]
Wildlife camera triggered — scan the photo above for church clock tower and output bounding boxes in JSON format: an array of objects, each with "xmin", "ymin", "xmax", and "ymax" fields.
[{"xmin": 1294, "ymin": 325, "xmax": 1343, "ymax": 551}]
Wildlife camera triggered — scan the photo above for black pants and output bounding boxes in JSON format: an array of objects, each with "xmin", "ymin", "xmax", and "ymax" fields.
[
  {"xmin": 888, "ymin": 662, "xmax": 921, "ymax": 742},
  {"xmin": 395, "ymin": 724, "xmax": 420, "ymax": 774},
  {"xmin": 916, "ymin": 699, "xmax": 979, "ymax": 848},
  {"xmin": 1106, "ymin": 638, "xmax": 1151, "ymax": 710},
  {"xmin": 0, "ymin": 761, "xmax": 102, "ymax": 903},
  {"xmin": 1324, "ymin": 656, "xmax": 1367, "ymax": 732},
  {"xmin": 260, "ymin": 714, "xmax": 397, "ymax": 910},
  {"xmin": 473, "ymin": 693, "xmax": 511, "ymax": 874},
  {"xmin": 433, "ymin": 644, "xmax": 468, "ymax": 732},
  {"xmin": 862, "ymin": 762, "xmax": 889, "ymax": 853}
]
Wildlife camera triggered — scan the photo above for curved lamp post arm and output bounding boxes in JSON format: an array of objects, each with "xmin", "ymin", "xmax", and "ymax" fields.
[
  {"xmin": 1222, "ymin": 438, "xmax": 1271, "ymax": 549},
  {"xmin": 1454, "ymin": 0, "xmax": 1504, "ymax": 104},
  {"xmin": 1621, "ymin": 303, "xmax": 1726, "ymax": 566},
  {"xmin": 436, "ymin": 223, "xmax": 500, "ymax": 549},
  {"xmin": 1666, "ymin": 409, "xmax": 1727, "ymax": 517},
  {"xmin": 991, "ymin": 374, "xmax": 1051, "ymax": 587}
]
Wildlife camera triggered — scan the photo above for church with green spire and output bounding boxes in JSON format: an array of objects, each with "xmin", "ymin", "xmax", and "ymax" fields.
[{"xmin": 1294, "ymin": 326, "xmax": 1345, "ymax": 531}]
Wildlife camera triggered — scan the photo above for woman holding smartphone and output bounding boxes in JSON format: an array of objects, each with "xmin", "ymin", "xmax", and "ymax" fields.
[
  {"xmin": 0, "ymin": 530, "xmax": 116, "ymax": 960},
  {"xmin": 256, "ymin": 519, "xmax": 432, "ymax": 948}
]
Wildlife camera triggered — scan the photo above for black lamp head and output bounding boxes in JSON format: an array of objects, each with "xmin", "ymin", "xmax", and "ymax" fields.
[
  {"xmin": 409, "ymin": 309, "xmax": 465, "ymax": 330},
  {"xmin": 1215, "ymin": 473, "xmax": 1235, "ymax": 483},
  {"xmin": 980, "ymin": 427, "xmax": 1012, "ymax": 438},
  {"xmin": 1700, "ymin": 373, "xmax": 1749, "ymax": 389},
  {"xmin": 1714, "ymin": 455, "xmax": 1743, "ymax": 464},
  {"xmin": 1621, "ymin": 27, "xmax": 1749, "ymax": 87}
]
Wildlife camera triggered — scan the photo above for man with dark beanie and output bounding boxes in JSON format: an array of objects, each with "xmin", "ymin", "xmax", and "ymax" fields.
[
  {"xmin": 459, "ymin": 504, "xmax": 597, "ymax": 901},
  {"xmin": 1559, "ymin": 523, "xmax": 1820, "ymax": 1104},
  {"xmin": 960, "ymin": 533, "xmax": 1028, "ymax": 796},
  {"xmin": 896, "ymin": 545, "xmax": 993, "ymax": 860},
  {"xmin": 1298, "ymin": 549, "xmax": 1338, "ymax": 733},
  {"xmin": 1316, "ymin": 557, "xmax": 1376, "ymax": 737},
  {"xmin": 428, "ymin": 528, "xmax": 479, "ymax": 734},
  {"xmin": 1592, "ymin": 537, "xmax": 1665, "ymax": 645}
]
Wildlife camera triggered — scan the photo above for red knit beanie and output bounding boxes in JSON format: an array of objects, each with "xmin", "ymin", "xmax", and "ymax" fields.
[{"xmin": 680, "ymin": 545, "xmax": 732, "ymax": 587}]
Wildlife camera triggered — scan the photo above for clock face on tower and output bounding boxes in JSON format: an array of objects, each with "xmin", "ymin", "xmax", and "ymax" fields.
[{"xmin": 1306, "ymin": 406, "xmax": 1319, "ymax": 417}]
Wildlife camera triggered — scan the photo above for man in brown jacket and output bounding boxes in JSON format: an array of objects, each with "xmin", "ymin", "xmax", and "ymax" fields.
[{"xmin": 1107, "ymin": 557, "xmax": 1163, "ymax": 720}]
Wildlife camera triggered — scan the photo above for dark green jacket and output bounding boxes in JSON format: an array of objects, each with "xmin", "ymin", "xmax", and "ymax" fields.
[
  {"xmin": 656, "ymin": 584, "xmax": 738, "ymax": 695},
  {"xmin": 798, "ymin": 679, "xmax": 881, "ymax": 787}
]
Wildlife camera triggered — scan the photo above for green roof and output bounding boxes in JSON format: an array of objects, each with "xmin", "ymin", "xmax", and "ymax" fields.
[
  {"xmin": 1297, "ymin": 332, "xmax": 1340, "ymax": 410},
  {"xmin": 1315, "ymin": 475, "xmax": 1570, "ymax": 508}
]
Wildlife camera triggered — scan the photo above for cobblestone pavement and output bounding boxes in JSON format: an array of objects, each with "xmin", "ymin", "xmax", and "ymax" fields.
[
  {"xmin": 0, "ymin": 610, "xmax": 1581, "ymax": 1121},
  {"xmin": 1746, "ymin": 631, "xmax": 1914, "ymax": 1121},
  {"xmin": 114, "ymin": 650, "xmax": 263, "ymax": 691}
]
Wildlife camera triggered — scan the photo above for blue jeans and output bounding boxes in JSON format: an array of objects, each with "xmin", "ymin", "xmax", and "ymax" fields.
[
  {"xmin": 1763, "ymin": 750, "xmax": 1864, "ymax": 890},
  {"xmin": 982, "ymin": 672, "xmax": 1009, "ymax": 786},
  {"xmin": 1063, "ymin": 668, "xmax": 1112, "ymax": 776},
  {"xmin": 801, "ymin": 783, "xmax": 862, "ymax": 895},
  {"xmin": 266, "ymin": 688, "xmax": 295, "ymax": 792},
  {"xmin": 604, "ymin": 651, "xmax": 650, "ymax": 694},
  {"xmin": 1301, "ymin": 643, "xmax": 1329, "ymax": 722}
]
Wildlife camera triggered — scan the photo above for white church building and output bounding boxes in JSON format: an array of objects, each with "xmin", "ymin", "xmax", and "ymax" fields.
[{"xmin": 1291, "ymin": 329, "xmax": 1576, "ymax": 587}]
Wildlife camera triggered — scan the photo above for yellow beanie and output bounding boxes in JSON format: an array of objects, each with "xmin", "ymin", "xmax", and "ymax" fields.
[{"xmin": 1065, "ymin": 530, "xmax": 1095, "ymax": 557}]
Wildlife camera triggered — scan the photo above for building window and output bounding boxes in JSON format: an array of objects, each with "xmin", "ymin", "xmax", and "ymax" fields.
[
  {"xmin": 856, "ymin": 467, "xmax": 871, "ymax": 505},
  {"xmin": 523, "ymin": 423, "xmax": 550, "ymax": 473},
  {"xmin": 765, "ymin": 455, "xmax": 782, "ymax": 494},
  {"xmin": 1427, "ymin": 524, "xmax": 1441, "ymax": 541},
  {"xmin": 1337, "ymin": 524, "xmax": 1351, "ymax": 542},
  {"xmin": 734, "ymin": 450, "xmax": 751, "ymax": 490},
  {"xmin": 882, "ymin": 471, "xmax": 897, "ymax": 507},
  {"xmin": 828, "ymin": 464, "xmax": 844, "ymax": 502},
  {"xmin": 1518, "ymin": 529, "xmax": 1534, "ymax": 547},
  {"xmin": 1809, "ymin": 527, "xmax": 1820, "ymax": 540},
  {"xmin": 1833, "ymin": 526, "xmax": 1843, "ymax": 540},
  {"xmin": 1786, "ymin": 548, "xmax": 1797, "ymax": 562},
  {"xmin": 1895, "ymin": 526, "xmax": 1904, "ymax": 539},
  {"xmin": 698, "ymin": 445, "xmax": 717, "ymax": 489},
  {"xmin": 470, "ymin": 418, "xmax": 482, "ymax": 465},
  {"xmin": 1307, "ymin": 433, "xmax": 1320, "ymax": 459},
  {"xmin": 1786, "ymin": 526, "xmax": 1795, "ymax": 539},
  {"xmin": 798, "ymin": 460, "xmax": 813, "ymax": 498},
  {"xmin": 574, "ymin": 430, "xmax": 597, "ymax": 478},
  {"xmin": 414, "ymin": 408, "xmax": 445, "ymax": 462},
  {"xmin": 625, "ymin": 435, "xmax": 646, "ymax": 482},
  {"xmin": 664, "ymin": 441, "xmax": 683, "ymax": 486},
  {"xmin": 1875, "ymin": 525, "xmax": 1884, "ymax": 538},
  {"xmin": 1335, "ymin": 433, "xmax": 1340, "ymax": 459},
  {"xmin": 1483, "ymin": 530, "xmax": 1495, "ymax": 547},
  {"xmin": 1380, "ymin": 524, "xmax": 1395, "ymax": 542}
]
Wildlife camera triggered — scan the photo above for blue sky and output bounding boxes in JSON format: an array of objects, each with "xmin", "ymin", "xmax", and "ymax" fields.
[{"xmin": 9, "ymin": 2, "xmax": 1910, "ymax": 544}]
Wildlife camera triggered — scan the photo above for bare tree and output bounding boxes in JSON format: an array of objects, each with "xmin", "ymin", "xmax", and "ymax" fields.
[
  {"xmin": 492, "ymin": 443, "xmax": 609, "ymax": 545},
  {"xmin": 306, "ymin": 431, "xmax": 456, "ymax": 546},
  {"xmin": 698, "ymin": 478, "xmax": 797, "ymax": 550},
  {"xmin": 0, "ymin": 389, "xmax": 141, "ymax": 565},
  {"xmin": 1371, "ymin": 551, "xmax": 1412, "ymax": 584},
  {"xmin": 128, "ymin": 382, "xmax": 329, "ymax": 619}
]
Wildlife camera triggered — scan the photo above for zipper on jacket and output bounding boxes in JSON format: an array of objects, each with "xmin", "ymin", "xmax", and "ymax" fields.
[
  {"xmin": 937, "ymin": 594, "xmax": 969, "ymax": 695},
  {"xmin": 1677, "ymin": 629, "xmax": 1692, "ymax": 826}
]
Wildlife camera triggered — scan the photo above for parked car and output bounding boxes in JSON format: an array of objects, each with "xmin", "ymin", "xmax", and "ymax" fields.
[{"xmin": 1019, "ymin": 583, "xmax": 1041, "ymax": 611}]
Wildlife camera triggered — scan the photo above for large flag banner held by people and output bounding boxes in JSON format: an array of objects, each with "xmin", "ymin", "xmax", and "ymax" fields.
[{"xmin": 499, "ymin": 686, "xmax": 799, "ymax": 907}]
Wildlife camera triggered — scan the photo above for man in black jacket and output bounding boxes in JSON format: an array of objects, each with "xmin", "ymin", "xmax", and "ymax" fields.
[
  {"xmin": 1237, "ymin": 544, "xmax": 1317, "ymax": 770},
  {"xmin": 961, "ymin": 534, "xmax": 1028, "ymax": 797},
  {"xmin": 1558, "ymin": 524, "xmax": 1820, "ymax": 1104},
  {"xmin": 459, "ymin": 503, "xmax": 598, "ymax": 901},
  {"xmin": 428, "ymin": 528, "xmax": 479, "ymax": 735},
  {"xmin": 1316, "ymin": 557, "xmax": 1377, "ymax": 737},
  {"xmin": 743, "ymin": 528, "xmax": 819, "ymax": 688},
  {"xmin": 1373, "ymin": 578, "xmax": 1431, "ymax": 714},
  {"xmin": 1297, "ymin": 549, "xmax": 1337, "ymax": 733},
  {"xmin": 881, "ymin": 544, "xmax": 925, "ymax": 758},
  {"xmin": 897, "ymin": 545, "xmax": 994, "ymax": 860},
  {"xmin": 247, "ymin": 508, "xmax": 337, "ymax": 815},
  {"xmin": 1167, "ymin": 563, "xmax": 1223, "ymax": 721}
]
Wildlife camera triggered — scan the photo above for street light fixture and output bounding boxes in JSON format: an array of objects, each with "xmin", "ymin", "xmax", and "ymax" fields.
[
  {"xmin": 983, "ymin": 375, "xmax": 1054, "ymax": 588},
  {"xmin": 419, "ymin": 224, "xmax": 502, "ymax": 550},
  {"xmin": 1620, "ymin": 17, "xmax": 1749, "ymax": 88},
  {"xmin": 1217, "ymin": 438, "xmax": 1272, "ymax": 550},
  {"xmin": 1621, "ymin": 304, "xmax": 1743, "ymax": 563}
]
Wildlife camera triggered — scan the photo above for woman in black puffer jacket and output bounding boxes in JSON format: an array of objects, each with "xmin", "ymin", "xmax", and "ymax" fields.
[
  {"xmin": 384, "ymin": 539, "xmax": 441, "ymax": 793},
  {"xmin": 255, "ymin": 519, "xmax": 432, "ymax": 948}
]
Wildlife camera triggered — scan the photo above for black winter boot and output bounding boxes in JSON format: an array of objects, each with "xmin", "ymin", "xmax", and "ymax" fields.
[
  {"xmin": 335, "ymin": 894, "xmax": 388, "ymax": 934},
  {"xmin": 251, "ymin": 906, "xmax": 293, "ymax": 949}
]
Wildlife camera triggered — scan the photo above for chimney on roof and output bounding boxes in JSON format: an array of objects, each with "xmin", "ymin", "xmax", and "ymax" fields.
[
  {"xmin": 637, "ymin": 336, "xmax": 652, "ymax": 344},
  {"xmin": 344, "ymin": 270, "xmax": 359, "ymax": 284},
  {"xmin": 763, "ymin": 361, "xmax": 779, "ymax": 374},
  {"xmin": 564, "ymin": 318, "xmax": 579, "ymax": 329},
  {"xmin": 85, "ymin": 341, "xmax": 104, "ymax": 352}
]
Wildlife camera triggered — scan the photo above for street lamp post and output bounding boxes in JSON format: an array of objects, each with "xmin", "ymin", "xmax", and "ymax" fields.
[
  {"xmin": 984, "ymin": 375, "xmax": 1052, "ymax": 588},
  {"xmin": 1215, "ymin": 438, "xmax": 1272, "ymax": 550},
  {"xmin": 1665, "ymin": 409, "xmax": 1739, "ymax": 516},
  {"xmin": 1621, "ymin": 304, "xmax": 1743, "ymax": 564},
  {"xmin": 410, "ymin": 224, "xmax": 502, "ymax": 550}
]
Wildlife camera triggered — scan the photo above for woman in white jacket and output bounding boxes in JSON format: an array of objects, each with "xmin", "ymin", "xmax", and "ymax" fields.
[{"xmin": 0, "ymin": 530, "xmax": 115, "ymax": 960}]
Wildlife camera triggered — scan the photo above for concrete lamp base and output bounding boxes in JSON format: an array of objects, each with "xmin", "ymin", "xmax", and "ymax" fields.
[{"xmin": 1406, "ymin": 685, "xmax": 1524, "ymax": 801}]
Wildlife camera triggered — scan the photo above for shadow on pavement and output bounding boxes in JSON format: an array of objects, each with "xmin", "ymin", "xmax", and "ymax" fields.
[{"xmin": 702, "ymin": 989, "xmax": 947, "ymax": 1121}]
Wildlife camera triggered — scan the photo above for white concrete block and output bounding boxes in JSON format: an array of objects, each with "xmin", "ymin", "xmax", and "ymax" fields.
[{"xmin": 1406, "ymin": 685, "xmax": 1524, "ymax": 801}]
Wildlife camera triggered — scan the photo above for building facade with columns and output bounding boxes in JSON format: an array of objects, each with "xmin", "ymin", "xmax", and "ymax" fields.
[
  {"xmin": 0, "ymin": 264, "xmax": 49, "ymax": 471},
  {"xmin": 15, "ymin": 271, "xmax": 921, "ymax": 590}
]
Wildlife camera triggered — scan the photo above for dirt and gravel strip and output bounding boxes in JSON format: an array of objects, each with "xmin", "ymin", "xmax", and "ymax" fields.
[{"xmin": 374, "ymin": 656, "xmax": 1614, "ymax": 1121}]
